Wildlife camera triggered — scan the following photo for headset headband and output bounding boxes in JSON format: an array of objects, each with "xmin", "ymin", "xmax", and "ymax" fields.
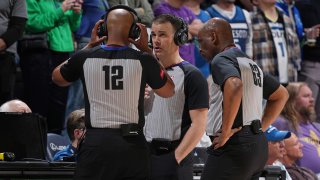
[{"xmin": 107, "ymin": 5, "xmax": 139, "ymax": 19}]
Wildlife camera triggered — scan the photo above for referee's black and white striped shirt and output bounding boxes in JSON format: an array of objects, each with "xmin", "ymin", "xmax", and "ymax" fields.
[
  {"xmin": 144, "ymin": 61, "xmax": 209, "ymax": 142},
  {"xmin": 60, "ymin": 45, "xmax": 167, "ymax": 129},
  {"xmin": 206, "ymin": 47, "xmax": 280, "ymax": 136}
]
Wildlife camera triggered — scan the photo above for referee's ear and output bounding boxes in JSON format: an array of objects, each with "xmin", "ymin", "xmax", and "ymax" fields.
[{"xmin": 52, "ymin": 60, "xmax": 72, "ymax": 87}]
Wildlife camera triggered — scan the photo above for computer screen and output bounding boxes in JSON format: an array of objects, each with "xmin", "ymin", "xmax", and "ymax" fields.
[{"xmin": 0, "ymin": 112, "xmax": 47, "ymax": 161}]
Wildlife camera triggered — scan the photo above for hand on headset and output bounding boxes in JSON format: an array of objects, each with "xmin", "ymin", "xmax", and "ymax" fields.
[
  {"xmin": 129, "ymin": 23, "xmax": 152, "ymax": 54},
  {"xmin": 82, "ymin": 20, "xmax": 107, "ymax": 50}
]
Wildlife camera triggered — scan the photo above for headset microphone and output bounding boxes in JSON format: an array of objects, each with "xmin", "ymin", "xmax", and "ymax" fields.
[
  {"xmin": 0, "ymin": 152, "xmax": 15, "ymax": 161},
  {"xmin": 148, "ymin": 33, "xmax": 153, "ymax": 49}
]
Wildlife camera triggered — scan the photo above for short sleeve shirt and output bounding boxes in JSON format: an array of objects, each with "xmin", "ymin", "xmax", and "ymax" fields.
[
  {"xmin": 144, "ymin": 61, "xmax": 209, "ymax": 141},
  {"xmin": 206, "ymin": 47, "xmax": 280, "ymax": 135},
  {"xmin": 60, "ymin": 45, "xmax": 168, "ymax": 128}
]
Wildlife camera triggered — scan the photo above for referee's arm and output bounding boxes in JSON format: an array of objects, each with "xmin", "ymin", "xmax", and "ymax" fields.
[
  {"xmin": 151, "ymin": 62, "xmax": 175, "ymax": 98},
  {"xmin": 152, "ymin": 80, "xmax": 175, "ymax": 98},
  {"xmin": 52, "ymin": 60, "xmax": 71, "ymax": 87},
  {"xmin": 175, "ymin": 108, "xmax": 207, "ymax": 164},
  {"xmin": 261, "ymin": 85, "xmax": 289, "ymax": 131},
  {"xmin": 213, "ymin": 76, "xmax": 243, "ymax": 149}
]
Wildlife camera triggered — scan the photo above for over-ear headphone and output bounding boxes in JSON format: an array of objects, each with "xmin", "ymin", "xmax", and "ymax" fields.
[
  {"xmin": 98, "ymin": 5, "xmax": 141, "ymax": 40},
  {"xmin": 174, "ymin": 17, "xmax": 188, "ymax": 46}
]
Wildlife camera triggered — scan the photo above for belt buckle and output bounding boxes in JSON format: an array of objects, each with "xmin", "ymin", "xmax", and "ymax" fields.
[
  {"xmin": 250, "ymin": 120, "xmax": 262, "ymax": 134},
  {"xmin": 151, "ymin": 139, "xmax": 172, "ymax": 155},
  {"xmin": 120, "ymin": 123, "xmax": 140, "ymax": 137}
]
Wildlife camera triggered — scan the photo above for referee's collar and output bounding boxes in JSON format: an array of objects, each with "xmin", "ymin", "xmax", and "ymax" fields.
[
  {"xmin": 101, "ymin": 44, "xmax": 129, "ymax": 51},
  {"xmin": 166, "ymin": 61, "xmax": 189, "ymax": 70}
]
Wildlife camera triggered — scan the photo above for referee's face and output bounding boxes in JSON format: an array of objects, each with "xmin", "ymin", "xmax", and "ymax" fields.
[
  {"xmin": 198, "ymin": 28, "xmax": 217, "ymax": 62},
  {"xmin": 151, "ymin": 22, "xmax": 179, "ymax": 60}
]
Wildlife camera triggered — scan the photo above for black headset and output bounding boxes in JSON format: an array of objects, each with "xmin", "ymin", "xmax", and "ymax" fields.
[
  {"xmin": 174, "ymin": 17, "xmax": 188, "ymax": 46},
  {"xmin": 98, "ymin": 5, "xmax": 141, "ymax": 40}
]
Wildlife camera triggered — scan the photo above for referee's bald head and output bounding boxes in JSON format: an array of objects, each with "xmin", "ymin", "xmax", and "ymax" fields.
[
  {"xmin": 106, "ymin": 8, "xmax": 135, "ymax": 41},
  {"xmin": 198, "ymin": 18, "xmax": 234, "ymax": 61}
]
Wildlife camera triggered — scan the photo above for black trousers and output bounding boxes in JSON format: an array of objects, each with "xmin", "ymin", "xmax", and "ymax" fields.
[
  {"xmin": 0, "ymin": 52, "xmax": 16, "ymax": 105},
  {"xmin": 74, "ymin": 128, "xmax": 150, "ymax": 180},
  {"xmin": 149, "ymin": 144, "xmax": 193, "ymax": 180},
  {"xmin": 19, "ymin": 49, "xmax": 69, "ymax": 134},
  {"xmin": 201, "ymin": 126, "xmax": 268, "ymax": 180}
]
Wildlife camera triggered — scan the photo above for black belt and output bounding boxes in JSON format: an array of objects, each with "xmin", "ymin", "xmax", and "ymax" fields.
[
  {"xmin": 87, "ymin": 123, "xmax": 143, "ymax": 137},
  {"xmin": 148, "ymin": 139, "xmax": 180, "ymax": 155},
  {"xmin": 86, "ymin": 128, "xmax": 122, "ymax": 135},
  {"xmin": 209, "ymin": 120, "xmax": 262, "ymax": 141},
  {"xmin": 0, "ymin": 51, "xmax": 15, "ymax": 57}
]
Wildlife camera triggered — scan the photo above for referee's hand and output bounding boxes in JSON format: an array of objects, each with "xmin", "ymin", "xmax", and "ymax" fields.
[
  {"xmin": 84, "ymin": 20, "xmax": 107, "ymax": 49},
  {"xmin": 129, "ymin": 23, "xmax": 152, "ymax": 54},
  {"xmin": 144, "ymin": 84, "xmax": 152, "ymax": 99},
  {"xmin": 212, "ymin": 127, "xmax": 242, "ymax": 150}
]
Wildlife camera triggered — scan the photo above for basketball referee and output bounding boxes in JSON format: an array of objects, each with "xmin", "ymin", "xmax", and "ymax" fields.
[
  {"xmin": 198, "ymin": 18, "xmax": 289, "ymax": 179},
  {"xmin": 132, "ymin": 14, "xmax": 209, "ymax": 180},
  {"xmin": 52, "ymin": 5, "xmax": 175, "ymax": 180}
]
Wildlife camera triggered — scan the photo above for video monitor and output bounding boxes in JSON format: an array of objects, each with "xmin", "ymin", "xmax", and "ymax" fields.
[{"xmin": 0, "ymin": 112, "xmax": 47, "ymax": 161}]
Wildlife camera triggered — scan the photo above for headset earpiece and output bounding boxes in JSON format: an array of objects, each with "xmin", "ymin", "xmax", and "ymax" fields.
[
  {"xmin": 128, "ymin": 14, "xmax": 141, "ymax": 40},
  {"xmin": 100, "ymin": 5, "xmax": 141, "ymax": 40},
  {"xmin": 174, "ymin": 17, "xmax": 188, "ymax": 46},
  {"xmin": 97, "ymin": 14, "xmax": 107, "ymax": 38},
  {"xmin": 148, "ymin": 33, "xmax": 153, "ymax": 49}
]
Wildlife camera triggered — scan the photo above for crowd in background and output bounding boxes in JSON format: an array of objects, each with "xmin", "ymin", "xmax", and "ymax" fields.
[{"xmin": 1, "ymin": 0, "xmax": 320, "ymax": 179}]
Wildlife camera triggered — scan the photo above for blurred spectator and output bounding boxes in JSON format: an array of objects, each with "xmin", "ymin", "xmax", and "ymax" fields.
[
  {"xmin": 153, "ymin": 0, "xmax": 204, "ymax": 65},
  {"xmin": 151, "ymin": 0, "xmax": 164, "ymax": 9},
  {"xmin": 282, "ymin": 132, "xmax": 318, "ymax": 180},
  {"xmin": 0, "ymin": 99, "xmax": 31, "ymax": 113},
  {"xmin": 251, "ymin": 0, "xmax": 301, "ymax": 85},
  {"xmin": 75, "ymin": 0, "xmax": 109, "ymax": 50},
  {"xmin": 198, "ymin": 0, "xmax": 216, "ymax": 10},
  {"xmin": 185, "ymin": 0, "xmax": 211, "ymax": 78},
  {"xmin": 54, "ymin": 109, "xmax": 85, "ymax": 161},
  {"xmin": 0, "ymin": 1, "xmax": 27, "ymax": 105},
  {"xmin": 265, "ymin": 125, "xmax": 292, "ymax": 180},
  {"xmin": 63, "ymin": 0, "xmax": 109, "ymax": 137},
  {"xmin": 206, "ymin": 0, "xmax": 253, "ymax": 58},
  {"xmin": 273, "ymin": 82, "xmax": 320, "ymax": 174},
  {"xmin": 19, "ymin": 0, "xmax": 82, "ymax": 134},
  {"xmin": 295, "ymin": 0, "xmax": 320, "ymax": 123},
  {"xmin": 276, "ymin": 0, "xmax": 304, "ymax": 40},
  {"xmin": 109, "ymin": 0, "xmax": 154, "ymax": 27},
  {"xmin": 235, "ymin": 0, "xmax": 254, "ymax": 11}
]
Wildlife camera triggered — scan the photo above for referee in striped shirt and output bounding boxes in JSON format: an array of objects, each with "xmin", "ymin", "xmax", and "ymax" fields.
[
  {"xmin": 132, "ymin": 14, "xmax": 209, "ymax": 180},
  {"xmin": 52, "ymin": 6, "xmax": 175, "ymax": 180},
  {"xmin": 198, "ymin": 18, "xmax": 289, "ymax": 180}
]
